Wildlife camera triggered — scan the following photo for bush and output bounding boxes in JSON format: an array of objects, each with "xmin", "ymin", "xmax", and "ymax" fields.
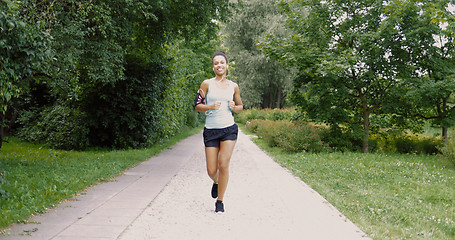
[
  {"xmin": 371, "ymin": 131, "xmax": 442, "ymax": 155},
  {"xmin": 18, "ymin": 105, "xmax": 89, "ymax": 150},
  {"xmin": 276, "ymin": 120, "xmax": 328, "ymax": 152},
  {"xmin": 237, "ymin": 108, "xmax": 264, "ymax": 123},
  {"xmin": 241, "ymin": 108, "xmax": 443, "ymax": 155},
  {"xmin": 246, "ymin": 119, "xmax": 327, "ymax": 153},
  {"xmin": 253, "ymin": 119, "xmax": 285, "ymax": 148},
  {"xmin": 245, "ymin": 119, "xmax": 262, "ymax": 133},
  {"xmin": 237, "ymin": 107, "xmax": 297, "ymax": 124},
  {"xmin": 186, "ymin": 111, "xmax": 200, "ymax": 128},
  {"xmin": 438, "ymin": 133, "xmax": 455, "ymax": 166},
  {"xmin": 320, "ymin": 124, "xmax": 363, "ymax": 152},
  {"xmin": 81, "ymin": 55, "xmax": 169, "ymax": 149}
]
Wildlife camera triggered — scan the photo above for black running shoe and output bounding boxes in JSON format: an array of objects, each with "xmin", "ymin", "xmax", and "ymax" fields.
[
  {"xmin": 215, "ymin": 200, "xmax": 224, "ymax": 213},
  {"xmin": 211, "ymin": 183, "xmax": 218, "ymax": 199}
]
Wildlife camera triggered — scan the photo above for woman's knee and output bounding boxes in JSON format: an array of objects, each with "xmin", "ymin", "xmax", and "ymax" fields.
[
  {"xmin": 207, "ymin": 167, "xmax": 217, "ymax": 177},
  {"xmin": 218, "ymin": 161, "xmax": 230, "ymax": 173}
]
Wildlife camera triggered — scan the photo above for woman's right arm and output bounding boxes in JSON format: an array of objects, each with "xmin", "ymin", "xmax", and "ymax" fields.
[{"xmin": 195, "ymin": 80, "xmax": 216, "ymax": 113}]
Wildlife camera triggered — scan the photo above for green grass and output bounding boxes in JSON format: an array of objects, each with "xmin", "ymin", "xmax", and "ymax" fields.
[
  {"xmin": 0, "ymin": 126, "xmax": 202, "ymax": 229},
  {"xmin": 248, "ymin": 131, "xmax": 455, "ymax": 240}
]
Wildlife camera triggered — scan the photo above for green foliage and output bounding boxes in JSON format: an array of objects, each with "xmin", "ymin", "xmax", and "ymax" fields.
[
  {"xmin": 261, "ymin": 0, "xmax": 407, "ymax": 153},
  {"xmin": 0, "ymin": 1, "xmax": 51, "ymax": 114},
  {"xmin": 236, "ymin": 107, "xmax": 297, "ymax": 123},
  {"xmin": 371, "ymin": 131, "xmax": 442, "ymax": 155},
  {"xmin": 246, "ymin": 119, "xmax": 327, "ymax": 153},
  {"xmin": 17, "ymin": 105, "xmax": 89, "ymax": 150},
  {"xmin": 260, "ymin": 0, "xmax": 455, "ymax": 152},
  {"xmin": 320, "ymin": 125, "xmax": 364, "ymax": 153},
  {"xmin": 224, "ymin": 0, "xmax": 294, "ymax": 108},
  {"xmin": 382, "ymin": 0, "xmax": 455, "ymax": 138},
  {"xmin": 438, "ymin": 132, "xmax": 455, "ymax": 166},
  {"xmin": 241, "ymin": 108, "xmax": 443, "ymax": 155},
  {"xmin": 186, "ymin": 111, "xmax": 200, "ymax": 128},
  {"xmin": 0, "ymin": 0, "xmax": 51, "ymax": 150},
  {"xmin": 6, "ymin": 0, "xmax": 233, "ymax": 150},
  {"xmin": 0, "ymin": 162, "xmax": 9, "ymax": 200},
  {"xmin": 158, "ymin": 38, "xmax": 217, "ymax": 140},
  {"xmin": 80, "ymin": 55, "xmax": 167, "ymax": 149}
]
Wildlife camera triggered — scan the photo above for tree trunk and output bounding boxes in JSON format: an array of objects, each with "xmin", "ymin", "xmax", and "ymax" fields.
[
  {"xmin": 360, "ymin": 93, "xmax": 370, "ymax": 153},
  {"xmin": 362, "ymin": 110, "xmax": 370, "ymax": 153},
  {"xmin": 442, "ymin": 126, "xmax": 448, "ymax": 145},
  {"xmin": 275, "ymin": 86, "xmax": 282, "ymax": 108}
]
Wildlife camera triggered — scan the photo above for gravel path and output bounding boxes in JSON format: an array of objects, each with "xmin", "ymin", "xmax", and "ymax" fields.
[{"xmin": 117, "ymin": 130, "xmax": 371, "ymax": 240}]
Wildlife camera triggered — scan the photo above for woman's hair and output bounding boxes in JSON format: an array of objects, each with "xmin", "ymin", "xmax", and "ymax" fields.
[{"xmin": 212, "ymin": 50, "xmax": 228, "ymax": 64}]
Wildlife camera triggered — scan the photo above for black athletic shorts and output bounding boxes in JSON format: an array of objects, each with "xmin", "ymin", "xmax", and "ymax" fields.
[{"xmin": 203, "ymin": 124, "xmax": 238, "ymax": 147}]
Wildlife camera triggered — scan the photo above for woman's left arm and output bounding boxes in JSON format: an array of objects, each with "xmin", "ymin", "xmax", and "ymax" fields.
[{"xmin": 230, "ymin": 84, "xmax": 243, "ymax": 114}]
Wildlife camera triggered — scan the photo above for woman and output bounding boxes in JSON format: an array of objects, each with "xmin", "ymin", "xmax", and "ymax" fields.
[{"xmin": 194, "ymin": 50, "xmax": 243, "ymax": 213}]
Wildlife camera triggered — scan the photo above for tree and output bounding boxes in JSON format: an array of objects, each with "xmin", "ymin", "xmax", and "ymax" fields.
[
  {"xmin": 0, "ymin": 0, "xmax": 50, "ymax": 150},
  {"xmin": 12, "ymin": 0, "xmax": 232, "ymax": 149},
  {"xmin": 224, "ymin": 0, "xmax": 294, "ymax": 108},
  {"xmin": 384, "ymin": 0, "xmax": 455, "ymax": 143},
  {"xmin": 262, "ymin": 0, "xmax": 414, "ymax": 152}
]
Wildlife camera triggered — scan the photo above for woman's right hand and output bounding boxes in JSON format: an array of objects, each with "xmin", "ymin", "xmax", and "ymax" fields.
[{"xmin": 212, "ymin": 101, "xmax": 221, "ymax": 110}]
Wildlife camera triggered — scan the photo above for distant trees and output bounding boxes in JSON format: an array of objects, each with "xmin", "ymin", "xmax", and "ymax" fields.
[
  {"xmin": 1, "ymin": 0, "xmax": 231, "ymax": 150},
  {"xmin": 223, "ymin": 0, "xmax": 294, "ymax": 108},
  {"xmin": 261, "ymin": 0, "xmax": 455, "ymax": 152}
]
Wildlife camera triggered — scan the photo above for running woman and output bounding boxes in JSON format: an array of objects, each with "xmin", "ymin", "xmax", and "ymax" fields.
[{"xmin": 194, "ymin": 50, "xmax": 243, "ymax": 213}]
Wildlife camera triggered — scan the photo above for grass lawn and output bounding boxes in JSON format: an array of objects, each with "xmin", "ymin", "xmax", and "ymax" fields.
[
  {"xmin": 250, "ymin": 135, "xmax": 455, "ymax": 239},
  {"xmin": 0, "ymin": 126, "xmax": 202, "ymax": 230}
]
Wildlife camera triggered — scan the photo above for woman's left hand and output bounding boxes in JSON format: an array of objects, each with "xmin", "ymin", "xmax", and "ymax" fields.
[{"xmin": 229, "ymin": 101, "xmax": 236, "ymax": 111}]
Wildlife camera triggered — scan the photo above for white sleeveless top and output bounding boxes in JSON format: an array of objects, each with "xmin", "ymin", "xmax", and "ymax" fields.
[{"xmin": 205, "ymin": 78, "xmax": 235, "ymax": 129}]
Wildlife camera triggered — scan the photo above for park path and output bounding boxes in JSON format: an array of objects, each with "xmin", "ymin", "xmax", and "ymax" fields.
[{"xmin": 1, "ymin": 130, "xmax": 371, "ymax": 240}]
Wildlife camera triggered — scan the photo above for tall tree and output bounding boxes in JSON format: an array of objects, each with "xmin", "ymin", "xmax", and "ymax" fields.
[
  {"xmin": 224, "ymin": 0, "xmax": 294, "ymax": 108},
  {"xmin": 263, "ymin": 0, "xmax": 412, "ymax": 152},
  {"xmin": 0, "ymin": 1, "xmax": 50, "ymax": 150},
  {"xmin": 12, "ymin": 0, "xmax": 232, "ymax": 149},
  {"xmin": 384, "ymin": 0, "xmax": 455, "ymax": 143}
]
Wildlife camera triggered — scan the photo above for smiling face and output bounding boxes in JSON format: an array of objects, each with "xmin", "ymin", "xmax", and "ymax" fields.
[{"xmin": 212, "ymin": 55, "xmax": 228, "ymax": 76}]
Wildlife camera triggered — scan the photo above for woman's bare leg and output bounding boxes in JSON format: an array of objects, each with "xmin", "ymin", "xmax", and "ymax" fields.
[
  {"xmin": 216, "ymin": 140, "xmax": 236, "ymax": 201},
  {"xmin": 205, "ymin": 147, "xmax": 220, "ymax": 183}
]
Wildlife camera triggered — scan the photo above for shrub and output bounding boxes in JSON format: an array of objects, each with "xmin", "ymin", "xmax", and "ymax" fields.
[
  {"xmin": 275, "ymin": 120, "xmax": 328, "ymax": 152},
  {"xmin": 186, "ymin": 111, "xmax": 200, "ymax": 128},
  {"xmin": 416, "ymin": 137, "xmax": 442, "ymax": 155},
  {"xmin": 237, "ymin": 108, "xmax": 297, "ymax": 124},
  {"xmin": 245, "ymin": 119, "xmax": 262, "ymax": 133},
  {"xmin": 242, "ymin": 108, "xmax": 442, "ymax": 155},
  {"xmin": 237, "ymin": 108, "xmax": 264, "ymax": 123},
  {"xmin": 246, "ymin": 119, "xmax": 279, "ymax": 147},
  {"xmin": 246, "ymin": 119, "xmax": 327, "ymax": 153},
  {"xmin": 257, "ymin": 120, "xmax": 288, "ymax": 148},
  {"xmin": 18, "ymin": 105, "xmax": 89, "ymax": 150},
  {"xmin": 371, "ymin": 131, "xmax": 442, "ymax": 155},
  {"xmin": 320, "ymin": 124, "xmax": 363, "ymax": 152},
  {"xmin": 81, "ymin": 55, "xmax": 168, "ymax": 149},
  {"xmin": 266, "ymin": 108, "xmax": 297, "ymax": 121},
  {"xmin": 438, "ymin": 133, "xmax": 455, "ymax": 166}
]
